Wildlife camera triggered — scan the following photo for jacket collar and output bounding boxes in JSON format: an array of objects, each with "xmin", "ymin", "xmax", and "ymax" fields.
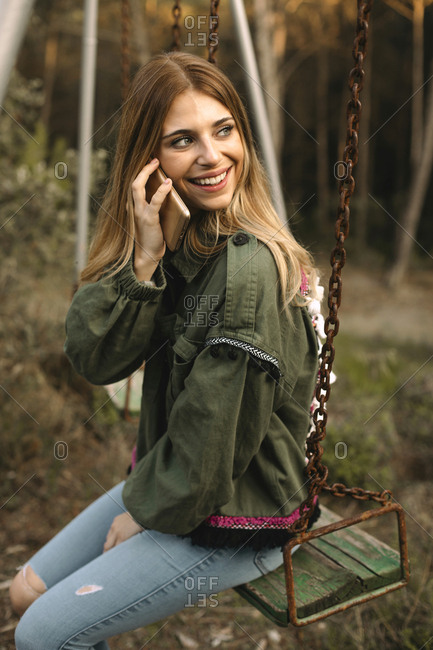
[
  {"xmin": 166, "ymin": 245, "xmax": 208, "ymax": 282},
  {"xmin": 165, "ymin": 235, "xmax": 228, "ymax": 283}
]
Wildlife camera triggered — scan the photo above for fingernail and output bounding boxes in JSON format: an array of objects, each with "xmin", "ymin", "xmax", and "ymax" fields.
[
  {"xmin": 151, "ymin": 158, "xmax": 158, "ymax": 164},
  {"xmin": 164, "ymin": 178, "xmax": 171, "ymax": 184}
]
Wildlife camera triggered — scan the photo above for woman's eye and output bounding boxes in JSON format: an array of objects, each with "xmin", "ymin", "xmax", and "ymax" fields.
[
  {"xmin": 218, "ymin": 125, "xmax": 234, "ymax": 137},
  {"xmin": 171, "ymin": 135, "xmax": 193, "ymax": 148}
]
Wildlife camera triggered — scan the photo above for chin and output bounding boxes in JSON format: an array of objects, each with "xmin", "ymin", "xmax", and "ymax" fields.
[{"xmin": 195, "ymin": 193, "xmax": 235, "ymax": 213}]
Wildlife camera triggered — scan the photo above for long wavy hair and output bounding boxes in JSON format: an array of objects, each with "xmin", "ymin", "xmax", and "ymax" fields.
[{"xmin": 82, "ymin": 52, "xmax": 317, "ymax": 310}]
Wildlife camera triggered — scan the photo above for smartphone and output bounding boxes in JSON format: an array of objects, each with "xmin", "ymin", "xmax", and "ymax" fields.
[{"xmin": 146, "ymin": 167, "xmax": 191, "ymax": 252}]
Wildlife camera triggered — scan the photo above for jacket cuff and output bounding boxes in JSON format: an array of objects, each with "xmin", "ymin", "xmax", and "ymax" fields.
[{"xmin": 116, "ymin": 257, "xmax": 166, "ymax": 301}]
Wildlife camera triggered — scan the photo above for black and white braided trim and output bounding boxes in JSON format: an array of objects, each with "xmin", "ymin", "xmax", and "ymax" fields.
[{"xmin": 203, "ymin": 336, "xmax": 282, "ymax": 378}]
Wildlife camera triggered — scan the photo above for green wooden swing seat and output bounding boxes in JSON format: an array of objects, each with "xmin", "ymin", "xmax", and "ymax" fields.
[{"xmin": 235, "ymin": 505, "xmax": 407, "ymax": 627}]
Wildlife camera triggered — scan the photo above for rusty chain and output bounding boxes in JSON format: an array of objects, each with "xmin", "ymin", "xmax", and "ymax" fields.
[
  {"xmin": 208, "ymin": 0, "xmax": 220, "ymax": 64},
  {"xmin": 121, "ymin": 0, "xmax": 131, "ymax": 102},
  {"xmin": 289, "ymin": 0, "xmax": 393, "ymax": 535},
  {"xmin": 326, "ymin": 483, "xmax": 393, "ymax": 503},
  {"xmin": 170, "ymin": 1, "xmax": 182, "ymax": 52}
]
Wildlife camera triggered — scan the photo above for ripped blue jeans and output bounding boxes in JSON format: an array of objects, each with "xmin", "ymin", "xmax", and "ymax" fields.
[{"xmin": 15, "ymin": 482, "xmax": 286, "ymax": 650}]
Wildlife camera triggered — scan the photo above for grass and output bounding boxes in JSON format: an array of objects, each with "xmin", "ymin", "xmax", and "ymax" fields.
[{"xmin": 0, "ymin": 246, "xmax": 432, "ymax": 649}]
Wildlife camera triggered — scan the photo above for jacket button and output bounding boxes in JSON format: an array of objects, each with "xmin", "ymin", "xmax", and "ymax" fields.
[
  {"xmin": 233, "ymin": 232, "xmax": 249, "ymax": 246},
  {"xmin": 228, "ymin": 347, "xmax": 238, "ymax": 360},
  {"xmin": 210, "ymin": 345, "xmax": 220, "ymax": 358}
]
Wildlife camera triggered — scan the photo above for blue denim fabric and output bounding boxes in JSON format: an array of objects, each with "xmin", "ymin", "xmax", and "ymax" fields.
[{"xmin": 15, "ymin": 482, "xmax": 286, "ymax": 650}]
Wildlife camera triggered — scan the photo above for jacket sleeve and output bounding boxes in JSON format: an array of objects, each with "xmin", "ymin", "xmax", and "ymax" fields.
[
  {"xmin": 64, "ymin": 259, "xmax": 166, "ymax": 385},
  {"xmin": 122, "ymin": 343, "xmax": 277, "ymax": 534}
]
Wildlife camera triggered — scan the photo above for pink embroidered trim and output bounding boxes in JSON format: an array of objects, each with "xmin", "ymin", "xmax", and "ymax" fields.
[
  {"xmin": 300, "ymin": 269, "xmax": 309, "ymax": 296},
  {"xmin": 204, "ymin": 496, "xmax": 318, "ymax": 530}
]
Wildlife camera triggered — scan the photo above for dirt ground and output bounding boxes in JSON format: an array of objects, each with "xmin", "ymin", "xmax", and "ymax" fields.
[
  {"xmin": 337, "ymin": 264, "xmax": 433, "ymax": 345},
  {"xmin": 0, "ymin": 262, "xmax": 432, "ymax": 649}
]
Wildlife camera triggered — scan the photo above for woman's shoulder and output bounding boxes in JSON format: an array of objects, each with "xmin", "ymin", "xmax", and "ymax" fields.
[
  {"xmin": 212, "ymin": 230, "xmax": 281, "ymax": 338},
  {"xmin": 195, "ymin": 229, "xmax": 280, "ymax": 309},
  {"xmin": 224, "ymin": 229, "xmax": 279, "ymax": 284}
]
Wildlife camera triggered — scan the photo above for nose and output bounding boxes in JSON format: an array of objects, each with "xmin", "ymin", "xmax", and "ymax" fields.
[{"xmin": 196, "ymin": 136, "xmax": 221, "ymax": 166}]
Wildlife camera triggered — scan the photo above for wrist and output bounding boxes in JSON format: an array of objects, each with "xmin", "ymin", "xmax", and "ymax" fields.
[{"xmin": 133, "ymin": 255, "xmax": 160, "ymax": 283}]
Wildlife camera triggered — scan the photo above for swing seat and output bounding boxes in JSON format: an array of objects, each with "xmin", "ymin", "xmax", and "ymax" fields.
[{"xmin": 235, "ymin": 504, "xmax": 409, "ymax": 627}]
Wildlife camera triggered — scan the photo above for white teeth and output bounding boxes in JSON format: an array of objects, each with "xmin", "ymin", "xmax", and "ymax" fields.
[{"xmin": 192, "ymin": 170, "xmax": 228, "ymax": 186}]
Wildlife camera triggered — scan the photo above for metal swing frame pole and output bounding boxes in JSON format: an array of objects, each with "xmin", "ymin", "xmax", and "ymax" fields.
[
  {"xmin": 75, "ymin": 0, "xmax": 99, "ymax": 283},
  {"xmin": 229, "ymin": 0, "xmax": 288, "ymax": 227},
  {"xmin": 0, "ymin": 0, "xmax": 36, "ymax": 105}
]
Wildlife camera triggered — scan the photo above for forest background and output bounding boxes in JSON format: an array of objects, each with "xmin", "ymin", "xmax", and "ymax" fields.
[{"xmin": 1, "ymin": 1, "xmax": 433, "ymax": 649}]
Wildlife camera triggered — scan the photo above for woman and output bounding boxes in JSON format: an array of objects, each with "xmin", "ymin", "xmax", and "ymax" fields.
[{"xmin": 11, "ymin": 52, "xmax": 320, "ymax": 649}]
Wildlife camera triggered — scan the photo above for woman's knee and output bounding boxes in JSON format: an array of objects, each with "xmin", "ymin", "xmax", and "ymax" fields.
[
  {"xmin": 14, "ymin": 600, "xmax": 51, "ymax": 650},
  {"xmin": 9, "ymin": 564, "xmax": 47, "ymax": 617}
]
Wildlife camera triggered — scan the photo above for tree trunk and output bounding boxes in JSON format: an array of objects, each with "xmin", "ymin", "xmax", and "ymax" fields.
[
  {"xmin": 411, "ymin": 0, "xmax": 424, "ymax": 170},
  {"xmin": 316, "ymin": 45, "xmax": 330, "ymax": 238},
  {"xmin": 130, "ymin": 0, "xmax": 150, "ymax": 65},
  {"xmin": 356, "ymin": 33, "xmax": 373, "ymax": 250},
  {"xmin": 387, "ymin": 59, "xmax": 433, "ymax": 287},
  {"xmin": 40, "ymin": 32, "xmax": 58, "ymax": 129}
]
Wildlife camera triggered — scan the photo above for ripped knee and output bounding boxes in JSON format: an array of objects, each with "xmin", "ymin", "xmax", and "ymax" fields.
[
  {"xmin": 9, "ymin": 564, "xmax": 47, "ymax": 617},
  {"xmin": 75, "ymin": 584, "xmax": 103, "ymax": 595}
]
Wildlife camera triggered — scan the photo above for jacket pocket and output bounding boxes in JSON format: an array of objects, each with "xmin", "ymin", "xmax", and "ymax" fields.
[{"xmin": 165, "ymin": 335, "xmax": 199, "ymax": 415}]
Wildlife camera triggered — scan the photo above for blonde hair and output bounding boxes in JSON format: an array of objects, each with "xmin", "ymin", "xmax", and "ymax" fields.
[{"xmin": 82, "ymin": 52, "xmax": 317, "ymax": 310}]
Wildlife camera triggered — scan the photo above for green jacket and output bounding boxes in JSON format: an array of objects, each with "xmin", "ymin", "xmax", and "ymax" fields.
[{"xmin": 65, "ymin": 229, "xmax": 319, "ymax": 548}]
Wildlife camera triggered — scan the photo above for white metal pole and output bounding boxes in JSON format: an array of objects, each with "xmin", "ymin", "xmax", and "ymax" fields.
[
  {"xmin": 75, "ymin": 0, "xmax": 99, "ymax": 282},
  {"xmin": 0, "ymin": 0, "xmax": 36, "ymax": 104},
  {"xmin": 229, "ymin": 0, "xmax": 287, "ymax": 226}
]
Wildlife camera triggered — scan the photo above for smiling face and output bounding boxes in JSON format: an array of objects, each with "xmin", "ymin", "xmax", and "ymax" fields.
[{"xmin": 155, "ymin": 90, "xmax": 245, "ymax": 215}]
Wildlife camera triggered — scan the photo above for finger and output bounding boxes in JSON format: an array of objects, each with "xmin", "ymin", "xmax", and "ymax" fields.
[
  {"xmin": 103, "ymin": 528, "xmax": 116, "ymax": 553},
  {"xmin": 133, "ymin": 158, "xmax": 159, "ymax": 187},
  {"xmin": 131, "ymin": 158, "xmax": 160, "ymax": 208},
  {"xmin": 148, "ymin": 177, "xmax": 172, "ymax": 211}
]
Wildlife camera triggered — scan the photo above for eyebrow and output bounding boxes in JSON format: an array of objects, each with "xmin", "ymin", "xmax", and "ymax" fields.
[{"xmin": 161, "ymin": 116, "xmax": 234, "ymax": 140}]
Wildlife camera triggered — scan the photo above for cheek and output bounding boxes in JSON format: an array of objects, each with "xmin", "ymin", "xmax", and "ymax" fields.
[
  {"xmin": 234, "ymin": 149, "xmax": 245, "ymax": 182},
  {"xmin": 232, "ymin": 138, "xmax": 245, "ymax": 168},
  {"xmin": 158, "ymin": 154, "xmax": 190, "ymax": 183}
]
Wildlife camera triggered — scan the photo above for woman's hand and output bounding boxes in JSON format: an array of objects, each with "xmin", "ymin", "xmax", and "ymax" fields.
[
  {"xmin": 131, "ymin": 158, "xmax": 173, "ymax": 282},
  {"xmin": 103, "ymin": 512, "xmax": 143, "ymax": 552}
]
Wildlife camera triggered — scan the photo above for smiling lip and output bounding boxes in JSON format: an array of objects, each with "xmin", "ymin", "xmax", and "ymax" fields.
[{"xmin": 188, "ymin": 167, "xmax": 232, "ymax": 192}]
